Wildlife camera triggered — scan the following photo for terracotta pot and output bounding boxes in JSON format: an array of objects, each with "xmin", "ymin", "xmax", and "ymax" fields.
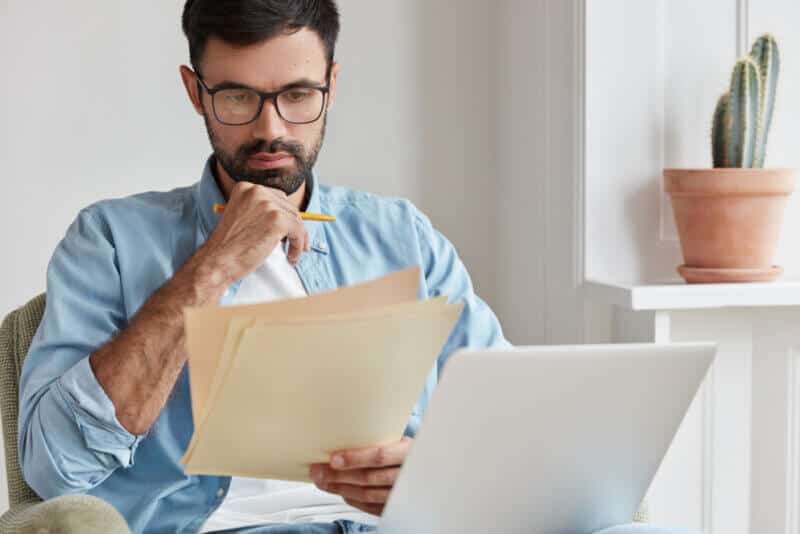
[{"xmin": 664, "ymin": 168, "xmax": 797, "ymax": 284}]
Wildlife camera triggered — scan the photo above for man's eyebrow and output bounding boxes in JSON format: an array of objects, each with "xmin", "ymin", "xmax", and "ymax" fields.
[
  {"xmin": 280, "ymin": 78, "xmax": 328, "ymax": 89},
  {"xmin": 209, "ymin": 78, "xmax": 327, "ymax": 92}
]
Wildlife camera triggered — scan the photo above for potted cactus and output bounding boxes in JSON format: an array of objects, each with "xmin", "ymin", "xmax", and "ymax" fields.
[{"xmin": 664, "ymin": 34, "xmax": 797, "ymax": 283}]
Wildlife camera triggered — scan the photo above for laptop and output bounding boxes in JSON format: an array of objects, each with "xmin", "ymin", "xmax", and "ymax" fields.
[{"xmin": 379, "ymin": 342, "xmax": 716, "ymax": 534}]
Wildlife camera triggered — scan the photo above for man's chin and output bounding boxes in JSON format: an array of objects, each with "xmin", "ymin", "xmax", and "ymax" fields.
[
  {"xmin": 236, "ymin": 172, "xmax": 303, "ymax": 195},
  {"xmin": 245, "ymin": 162, "xmax": 298, "ymax": 179}
]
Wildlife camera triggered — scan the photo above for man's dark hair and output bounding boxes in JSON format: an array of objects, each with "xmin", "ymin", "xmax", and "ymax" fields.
[{"xmin": 182, "ymin": 0, "xmax": 340, "ymax": 77}]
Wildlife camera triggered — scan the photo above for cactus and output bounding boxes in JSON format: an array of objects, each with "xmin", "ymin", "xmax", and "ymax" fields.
[
  {"xmin": 750, "ymin": 34, "xmax": 780, "ymax": 167},
  {"xmin": 729, "ymin": 57, "xmax": 760, "ymax": 167},
  {"xmin": 712, "ymin": 93, "xmax": 730, "ymax": 168},
  {"xmin": 711, "ymin": 34, "xmax": 780, "ymax": 168}
]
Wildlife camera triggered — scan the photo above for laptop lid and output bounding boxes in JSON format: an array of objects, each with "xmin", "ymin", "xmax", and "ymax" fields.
[{"xmin": 379, "ymin": 342, "xmax": 715, "ymax": 534}]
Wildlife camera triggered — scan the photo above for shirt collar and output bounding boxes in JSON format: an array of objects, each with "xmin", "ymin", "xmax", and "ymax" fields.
[{"xmin": 193, "ymin": 155, "xmax": 328, "ymax": 253}]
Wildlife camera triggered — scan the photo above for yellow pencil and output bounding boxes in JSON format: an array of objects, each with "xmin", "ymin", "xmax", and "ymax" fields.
[{"xmin": 213, "ymin": 203, "xmax": 336, "ymax": 222}]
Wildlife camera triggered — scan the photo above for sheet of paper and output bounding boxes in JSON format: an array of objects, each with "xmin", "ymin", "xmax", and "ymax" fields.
[
  {"xmin": 182, "ymin": 299, "xmax": 462, "ymax": 481},
  {"xmin": 181, "ymin": 295, "xmax": 453, "ymax": 459},
  {"xmin": 184, "ymin": 267, "xmax": 421, "ymax": 423},
  {"xmin": 181, "ymin": 315, "xmax": 254, "ymax": 461},
  {"xmin": 183, "ymin": 297, "xmax": 448, "ymax": 461}
]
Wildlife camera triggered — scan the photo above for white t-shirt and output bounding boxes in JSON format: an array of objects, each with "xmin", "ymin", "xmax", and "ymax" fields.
[{"xmin": 200, "ymin": 244, "xmax": 377, "ymax": 532}]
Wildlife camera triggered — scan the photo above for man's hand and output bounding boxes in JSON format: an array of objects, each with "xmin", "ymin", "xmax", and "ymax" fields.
[
  {"xmin": 197, "ymin": 181, "xmax": 310, "ymax": 285},
  {"xmin": 309, "ymin": 437, "xmax": 413, "ymax": 516}
]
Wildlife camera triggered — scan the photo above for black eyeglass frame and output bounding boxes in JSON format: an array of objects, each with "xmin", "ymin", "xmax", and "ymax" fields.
[{"xmin": 195, "ymin": 73, "xmax": 330, "ymax": 126}]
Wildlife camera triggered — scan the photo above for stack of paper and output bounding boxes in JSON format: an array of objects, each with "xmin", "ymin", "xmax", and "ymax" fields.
[{"xmin": 180, "ymin": 267, "xmax": 463, "ymax": 482}]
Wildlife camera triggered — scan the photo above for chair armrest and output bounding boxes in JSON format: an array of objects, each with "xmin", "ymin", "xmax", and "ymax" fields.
[{"xmin": 0, "ymin": 495, "xmax": 130, "ymax": 534}]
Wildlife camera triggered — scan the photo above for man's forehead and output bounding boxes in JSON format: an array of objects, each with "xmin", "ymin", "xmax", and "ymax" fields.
[{"xmin": 200, "ymin": 28, "xmax": 328, "ymax": 90}]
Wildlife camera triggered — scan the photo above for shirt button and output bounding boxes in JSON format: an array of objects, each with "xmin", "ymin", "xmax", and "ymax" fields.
[
  {"xmin": 216, "ymin": 488, "xmax": 225, "ymax": 499},
  {"xmin": 318, "ymin": 242, "xmax": 328, "ymax": 251}
]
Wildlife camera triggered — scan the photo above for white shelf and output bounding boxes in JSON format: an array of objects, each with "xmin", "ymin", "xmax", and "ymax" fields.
[{"xmin": 584, "ymin": 278, "xmax": 800, "ymax": 310}]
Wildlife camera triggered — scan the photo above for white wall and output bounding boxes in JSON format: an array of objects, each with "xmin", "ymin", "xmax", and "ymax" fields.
[{"xmin": 493, "ymin": 0, "xmax": 586, "ymax": 345}]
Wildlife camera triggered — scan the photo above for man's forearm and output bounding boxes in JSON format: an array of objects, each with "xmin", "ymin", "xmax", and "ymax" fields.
[{"xmin": 89, "ymin": 250, "xmax": 230, "ymax": 435}]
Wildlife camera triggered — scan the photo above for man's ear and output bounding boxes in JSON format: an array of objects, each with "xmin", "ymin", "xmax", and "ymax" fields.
[
  {"xmin": 179, "ymin": 65, "xmax": 205, "ymax": 116},
  {"xmin": 326, "ymin": 62, "xmax": 340, "ymax": 112}
]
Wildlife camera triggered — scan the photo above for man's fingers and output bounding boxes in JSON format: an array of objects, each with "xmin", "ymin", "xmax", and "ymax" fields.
[
  {"xmin": 329, "ymin": 437, "xmax": 411, "ymax": 470},
  {"xmin": 269, "ymin": 194, "xmax": 300, "ymax": 217},
  {"xmin": 324, "ymin": 483, "xmax": 392, "ymax": 505},
  {"xmin": 310, "ymin": 465, "xmax": 401, "ymax": 487},
  {"xmin": 343, "ymin": 498, "xmax": 384, "ymax": 516},
  {"xmin": 285, "ymin": 216, "xmax": 307, "ymax": 264}
]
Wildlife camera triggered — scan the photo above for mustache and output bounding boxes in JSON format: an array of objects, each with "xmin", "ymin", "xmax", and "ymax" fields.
[{"xmin": 239, "ymin": 138, "xmax": 304, "ymax": 158}]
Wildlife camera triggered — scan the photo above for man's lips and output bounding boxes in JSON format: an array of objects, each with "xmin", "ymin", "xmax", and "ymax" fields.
[{"xmin": 248, "ymin": 153, "xmax": 294, "ymax": 169}]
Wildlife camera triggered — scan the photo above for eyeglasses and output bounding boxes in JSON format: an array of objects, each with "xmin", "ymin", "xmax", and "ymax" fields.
[{"xmin": 195, "ymin": 74, "xmax": 329, "ymax": 126}]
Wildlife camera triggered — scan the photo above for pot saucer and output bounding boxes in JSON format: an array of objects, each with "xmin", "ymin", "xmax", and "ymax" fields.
[{"xmin": 677, "ymin": 265, "xmax": 783, "ymax": 284}]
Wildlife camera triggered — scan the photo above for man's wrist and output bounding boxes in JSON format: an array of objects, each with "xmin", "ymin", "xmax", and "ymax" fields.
[{"xmin": 173, "ymin": 250, "xmax": 233, "ymax": 307}]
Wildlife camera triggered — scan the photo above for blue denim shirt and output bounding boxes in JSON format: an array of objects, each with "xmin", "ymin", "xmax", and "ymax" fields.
[{"xmin": 18, "ymin": 157, "xmax": 509, "ymax": 533}]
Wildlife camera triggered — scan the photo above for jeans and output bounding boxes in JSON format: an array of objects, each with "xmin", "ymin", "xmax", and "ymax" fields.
[
  {"xmin": 211, "ymin": 520, "xmax": 374, "ymax": 533},
  {"xmin": 212, "ymin": 521, "xmax": 702, "ymax": 533}
]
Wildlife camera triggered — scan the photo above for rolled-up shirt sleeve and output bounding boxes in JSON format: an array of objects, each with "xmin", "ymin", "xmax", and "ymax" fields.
[{"xmin": 18, "ymin": 207, "xmax": 145, "ymax": 499}]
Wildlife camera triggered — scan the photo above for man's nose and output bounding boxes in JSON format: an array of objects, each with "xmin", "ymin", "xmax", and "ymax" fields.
[{"xmin": 251, "ymin": 98, "xmax": 288, "ymax": 141}]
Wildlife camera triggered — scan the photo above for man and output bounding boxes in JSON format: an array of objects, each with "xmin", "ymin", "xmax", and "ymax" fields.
[{"xmin": 17, "ymin": 1, "xmax": 700, "ymax": 533}]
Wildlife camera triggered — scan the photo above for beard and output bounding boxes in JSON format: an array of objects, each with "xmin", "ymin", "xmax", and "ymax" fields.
[{"xmin": 203, "ymin": 113, "xmax": 326, "ymax": 196}]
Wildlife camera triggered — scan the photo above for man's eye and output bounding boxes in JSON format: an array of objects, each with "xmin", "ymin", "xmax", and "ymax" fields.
[
  {"xmin": 285, "ymin": 90, "xmax": 311, "ymax": 102},
  {"xmin": 223, "ymin": 91, "xmax": 251, "ymax": 104}
]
